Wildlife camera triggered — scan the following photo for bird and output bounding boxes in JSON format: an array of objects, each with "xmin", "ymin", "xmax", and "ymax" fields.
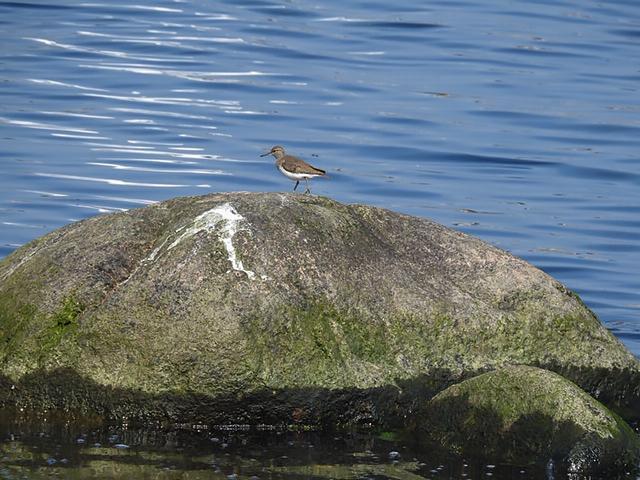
[{"xmin": 260, "ymin": 145, "xmax": 326, "ymax": 194}]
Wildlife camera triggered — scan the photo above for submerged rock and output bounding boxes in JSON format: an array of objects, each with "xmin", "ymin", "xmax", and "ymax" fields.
[
  {"xmin": 0, "ymin": 192, "xmax": 638, "ymax": 426},
  {"xmin": 416, "ymin": 365, "xmax": 640, "ymax": 474}
]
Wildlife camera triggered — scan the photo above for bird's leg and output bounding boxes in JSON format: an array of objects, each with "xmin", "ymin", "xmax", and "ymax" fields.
[
  {"xmin": 304, "ymin": 179, "xmax": 311, "ymax": 195},
  {"xmin": 293, "ymin": 180, "xmax": 299, "ymax": 191}
]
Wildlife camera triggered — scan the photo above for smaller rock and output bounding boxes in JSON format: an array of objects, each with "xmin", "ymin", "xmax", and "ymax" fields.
[
  {"xmin": 388, "ymin": 451, "xmax": 401, "ymax": 461},
  {"xmin": 114, "ymin": 443, "xmax": 129, "ymax": 449},
  {"xmin": 415, "ymin": 366, "xmax": 640, "ymax": 474}
]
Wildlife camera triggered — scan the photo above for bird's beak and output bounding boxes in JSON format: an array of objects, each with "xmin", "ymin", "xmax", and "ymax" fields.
[{"xmin": 259, "ymin": 152, "xmax": 270, "ymax": 157}]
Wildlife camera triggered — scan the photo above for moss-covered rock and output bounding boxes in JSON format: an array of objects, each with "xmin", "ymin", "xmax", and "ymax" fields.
[
  {"xmin": 416, "ymin": 366, "xmax": 640, "ymax": 474},
  {"xmin": 0, "ymin": 192, "xmax": 638, "ymax": 426}
]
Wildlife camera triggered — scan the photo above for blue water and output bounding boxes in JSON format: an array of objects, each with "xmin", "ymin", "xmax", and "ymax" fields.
[{"xmin": 1, "ymin": 1, "xmax": 639, "ymax": 355}]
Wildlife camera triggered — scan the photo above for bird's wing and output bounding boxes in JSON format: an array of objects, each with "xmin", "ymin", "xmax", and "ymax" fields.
[{"xmin": 282, "ymin": 155, "xmax": 326, "ymax": 175}]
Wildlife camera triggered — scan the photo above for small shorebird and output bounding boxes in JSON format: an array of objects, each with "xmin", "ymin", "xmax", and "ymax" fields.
[{"xmin": 260, "ymin": 145, "xmax": 326, "ymax": 194}]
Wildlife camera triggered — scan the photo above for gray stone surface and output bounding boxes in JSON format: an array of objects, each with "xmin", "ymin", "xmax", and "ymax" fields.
[{"xmin": 0, "ymin": 192, "xmax": 638, "ymax": 424}]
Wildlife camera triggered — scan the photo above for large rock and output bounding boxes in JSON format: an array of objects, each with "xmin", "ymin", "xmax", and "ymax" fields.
[
  {"xmin": 416, "ymin": 366, "xmax": 640, "ymax": 474},
  {"xmin": 0, "ymin": 192, "xmax": 638, "ymax": 423}
]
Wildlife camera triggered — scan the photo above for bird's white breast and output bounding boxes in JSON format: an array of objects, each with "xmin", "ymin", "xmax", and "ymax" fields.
[{"xmin": 278, "ymin": 165, "xmax": 317, "ymax": 181}]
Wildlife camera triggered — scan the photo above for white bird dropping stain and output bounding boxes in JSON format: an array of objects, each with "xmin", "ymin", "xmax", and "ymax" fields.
[{"xmin": 167, "ymin": 203, "xmax": 255, "ymax": 279}]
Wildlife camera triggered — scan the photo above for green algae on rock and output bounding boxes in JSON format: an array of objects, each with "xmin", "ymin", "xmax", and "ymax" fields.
[
  {"xmin": 415, "ymin": 365, "xmax": 640, "ymax": 474},
  {"xmin": 0, "ymin": 192, "xmax": 638, "ymax": 425}
]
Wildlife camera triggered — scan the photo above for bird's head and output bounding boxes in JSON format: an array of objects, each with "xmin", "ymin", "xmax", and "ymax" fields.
[{"xmin": 260, "ymin": 145, "xmax": 285, "ymax": 159}]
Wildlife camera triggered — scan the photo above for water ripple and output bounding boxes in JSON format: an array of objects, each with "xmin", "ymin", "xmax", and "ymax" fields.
[
  {"xmin": 87, "ymin": 162, "xmax": 229, "ymax": 176},
  {"xmin": 33, "ymin": 173, "xmax": 194, "ymax": 188}
]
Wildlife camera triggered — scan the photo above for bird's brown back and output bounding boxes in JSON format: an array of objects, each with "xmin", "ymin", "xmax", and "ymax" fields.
[{"xmin": 279, "ymin": 155, "xmax": 326, "ymax": 175}]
